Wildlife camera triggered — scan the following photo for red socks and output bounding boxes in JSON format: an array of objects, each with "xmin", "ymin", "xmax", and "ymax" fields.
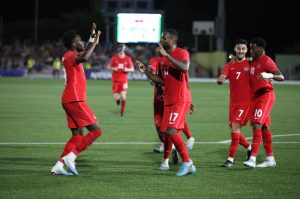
[
  {"xmin": 262, "ymin": 129, "xmax": 273, "ymax": 156},
  {"xmin": 182, "ymin": 121, "xmax": 192, "ymax": 139},
  {"xmin": 60, "ymin": 134, "xmax": 83, "ymax": 159},
  {"xmin": 168, "ymin": 131, "xmax": 190, "ymax": 162},
  {"xmin": 73, "ymin": 130, "xmax": 102, "ymax": 155},
  {"xmin": 251, "ymin": 128, "xmax": 262, "ymax": 157},
  {"xmin": 121, "ymin": 100, "xmax": 126, "ymax": 115},
  {"xmin": 229, "ymin": 133, "xmax": 239, "ymax": 158},
  {"xmin": 239, "ymin": 133, "xmax": 250, "ymax": 149}
]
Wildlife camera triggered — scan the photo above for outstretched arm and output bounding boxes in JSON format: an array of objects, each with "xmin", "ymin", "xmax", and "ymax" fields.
[{"xmin": 217, "ymin": 74, "xmax": 227, "ymax": 85}]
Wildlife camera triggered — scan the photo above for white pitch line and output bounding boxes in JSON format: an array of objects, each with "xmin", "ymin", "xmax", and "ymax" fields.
[
  {"xmin": 0, "ymin": 134, "xmax": 299, "ymax": 145},
  {"xmin": 219, "ymin": 133, "xmax": 300, "ymax": 144}
]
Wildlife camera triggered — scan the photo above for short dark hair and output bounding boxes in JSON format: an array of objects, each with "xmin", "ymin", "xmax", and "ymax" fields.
[
  {"xmin": 234, "ymin": 39, "xmax": 247, "ymax": 46},
  {"xmin": 117, "ymin": 43, "xmax": 126, "ymax": 52},
  {"xmin": 164, "ymin": 28, "xmax": 178, "ymax": 41},
  {"xmin": 63, "ymin": 30, "xmax": 77, "ymax": 49},
  {"xmin": 251, "ymin": 37, "xmax": 266, "ymax": 49}
]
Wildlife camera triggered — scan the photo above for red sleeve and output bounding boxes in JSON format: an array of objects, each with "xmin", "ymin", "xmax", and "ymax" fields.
[
  {"xmin": 221, "ymin": 63, "xmax": 231, "ymax": 76},
  {"xmin": 265, "ymin": 58, "xmax": 279, "ymax": 73},
  {"xmin": 149, "ymin": 57, "xmax": 159, "ymax": 71},
  {"xmin": 177, "ymin": 48, "xmax": 189, "ymax": 62},
  {"xmin": 127, "ymin": 56, "xmax": 134, "ymax": 68}
]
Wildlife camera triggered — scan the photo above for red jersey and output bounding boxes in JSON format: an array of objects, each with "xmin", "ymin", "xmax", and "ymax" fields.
[
  {"xmin": 160, "ymin": 47, "xmax": 191, "ymax": 105},
  {"xmin": 249, "ymin": 55, "xmax": 279, "ymax": 96},
  {"xmin": 61, "ymin": 51, "xmax": 86, "ymax": 103},
  {"xmin": 221, "ymin": 59, "xmax": 252, "ymax": 104},
  {"xmin": 149, "ymin": 56, "xmax": 164, "ymax": 101},
  {"xmin": 109, "ymin": 55, "xmax": 134, "ymax": 83}
]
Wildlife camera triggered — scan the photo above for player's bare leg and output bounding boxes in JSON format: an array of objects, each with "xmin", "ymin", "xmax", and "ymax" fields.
[{"xmin": 113, "ymin": 93, "xmax": 121, "ymax": 106}]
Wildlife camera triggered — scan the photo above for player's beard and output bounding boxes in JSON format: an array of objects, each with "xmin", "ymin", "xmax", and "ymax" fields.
[{"xmin": 236, "ymin": 53, "xmax": 245, "ymax": 61}]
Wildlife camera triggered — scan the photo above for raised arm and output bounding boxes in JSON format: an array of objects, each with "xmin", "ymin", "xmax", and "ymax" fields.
[
  {"xmin": 75, "ymin": 23, "xmax": 101, "ymax": 64},
  {"xmin": 157, "ymin": 43, "xmax": 189, "ymax": 72}
]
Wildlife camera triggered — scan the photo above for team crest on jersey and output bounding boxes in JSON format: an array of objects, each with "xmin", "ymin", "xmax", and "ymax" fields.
[{"xmin": 243, "ymin": 66, "xmax": 249, "ymax": 71}]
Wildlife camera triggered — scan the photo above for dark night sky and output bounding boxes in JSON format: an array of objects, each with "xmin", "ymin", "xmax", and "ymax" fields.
[{"xmin": 1, "ymin": 0, "xmax": 299, "ymax": 56}]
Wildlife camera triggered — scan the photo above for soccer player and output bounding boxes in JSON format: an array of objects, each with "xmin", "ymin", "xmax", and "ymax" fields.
[
  {"xmin": 217, "ymin": 39, "xmax": 252, "ymax": 168},
  {"xmin": 243, "ymin": 37, "xmax": 284, "ymax": 168},
  {"xmin": 149, "ymin": 56, "xmax": 195, "ymax": 165},
  {"xmin": 136, "ymin": 29, "xmax": 196, "ymax": 176},
  {"xmin": 51, "ymin": 23, "xmax": 103, "ymax": 175},
  {"xmin": 107, "ymin": 44, "xmax": 134, "ymax": 117}
]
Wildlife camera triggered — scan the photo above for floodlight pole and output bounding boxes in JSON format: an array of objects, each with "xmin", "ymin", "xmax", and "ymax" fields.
[
  {"xmin": 34, "ymin": 0, "xmax": 38, "ymax": 42},
  {"xmin": 0, "ymin": 16, "xmax": 3, "ymax": 42}
]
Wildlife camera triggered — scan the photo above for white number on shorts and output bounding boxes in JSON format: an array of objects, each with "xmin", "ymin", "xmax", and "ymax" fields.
[
  {"xmin": 238, "ymin": 109, "xmax": 244, "ymax": 118},
  {"xmin": 254, "ymin": 109, "xmax": 263, "ymax": 118},
  {"xmin": 236, "ymin": 72, "xmax": 241, "ymax": 79},
  {"xmin": 63, "ymin": 66, "xmax": 67, "ymax": 86},
  {"xmin": 169, "ymin": 112, "xmax": 179, "ymax": 123}
]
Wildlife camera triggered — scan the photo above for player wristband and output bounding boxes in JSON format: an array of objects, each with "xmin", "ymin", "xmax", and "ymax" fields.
[
  {"xmin": 89, "ymin": 37, "xmax": 95, "ymax": 43},
  {"xmin": 261, "ymin": 72, "xmax": 274, "ymax": 79}
]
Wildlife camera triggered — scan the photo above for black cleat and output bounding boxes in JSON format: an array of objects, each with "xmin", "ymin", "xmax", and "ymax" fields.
[
  {"xmin": 222, "ymin": 160, "xmax": 233, "ymax": 168},
  {"xmin": 246, "ymin": 149, "xmax": 252, "ymax": 161},
  {"xmin": 116, "ymin": 100, "xmax": 120, "ymax": 106},
  {"xmin": 172, "ymin": 150, "xmax": 179, "ymax": 165}
]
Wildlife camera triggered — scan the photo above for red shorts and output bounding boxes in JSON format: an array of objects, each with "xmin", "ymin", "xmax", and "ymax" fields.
[
  {"xmin": 112, "ymin": 81, "xmax": 128, "ymax": 94},
  {"xmin": 229, "ymin": 101, "xmax": 251, "ymax": 126},
  {"xmin": 250, "ymin": 91, "xmax": 274, "ymax": 127},
  {"xmin": 160, "ymin": 101, "xmax": 191, "ymax": 133},
  {"xmin": 153, "ymin": 99, "xmax": 164, "ymax": 127},
  {"xmin": 62, "ymin": 101, "xmax": 97, "ymax": 129}
]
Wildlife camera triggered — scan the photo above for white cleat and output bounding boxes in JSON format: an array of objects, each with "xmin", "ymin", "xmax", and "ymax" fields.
[
  {"xmin": 256, "ymin": 160, "xmax": 276, "ymax": 168},
  {"xmin": 51, "ymin": 161, "xmax": 73, "ymax": 176},
  {"xmin": 51, "ymin": 167, "xmax": 73, "ymax": 176},
  {"xmin": 153, "ymin": 143, "xmax": 164, "ymax": 153},
  {"xmin": 62, "ymin": 152, "xmax": 79, "ymax": 175},
  {"xmin": 159, "ymin": 159, "xmax": 170, "ymax": 170},
  {"xmin": 243, "ymin": 158, "xmax": 256, "ymax": 168},
  {"xmin": 186, "ymin": 137, "xmax": 195, "ymax": 151}
]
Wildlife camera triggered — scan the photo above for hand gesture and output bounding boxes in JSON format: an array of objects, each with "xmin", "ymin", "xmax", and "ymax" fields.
[
  {"xmin": 136, "ymin": 60, "xmax": 146, "ymax": 73},
  {"xmin": 189, "ymin": 103, "xmax": 195, "ymax": 115},
  {"xmin": 95, "ymin": 30, "xmax": 101, "ymax": 45},
  {"xmin": 91, "ymin": 22, "xmax": 97, "ymax": 38},
  {"xmin": 157, "ymin": 43, "xmax": 168, "ymax": 57},
  {"xmin": 217, "ymin": 75, "xmax": 226, "ymax": 85}
]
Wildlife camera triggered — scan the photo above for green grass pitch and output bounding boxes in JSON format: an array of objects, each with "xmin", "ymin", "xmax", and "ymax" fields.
[{"xmin": 0, "ymin": 78, "xmax": 299, "ymax": 199}]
